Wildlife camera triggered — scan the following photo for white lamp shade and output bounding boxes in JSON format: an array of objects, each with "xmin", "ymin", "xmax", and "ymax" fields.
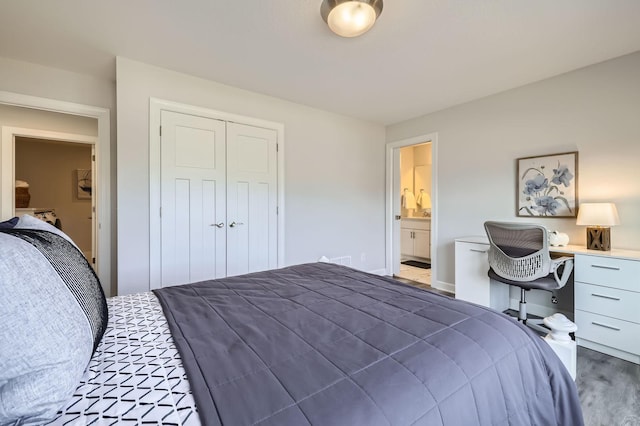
[{"xmin": 576, "ymin": 203, "xmax": 620, "ymax": 226}]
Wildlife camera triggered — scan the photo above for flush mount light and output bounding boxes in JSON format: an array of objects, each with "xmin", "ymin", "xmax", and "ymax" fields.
[{"xmin": 320, "ymin": 0, "xmax": 383, "ymax": 38}]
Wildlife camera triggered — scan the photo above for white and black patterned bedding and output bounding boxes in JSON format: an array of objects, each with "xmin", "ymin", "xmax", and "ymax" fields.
[{"xmin": 48, "ymin": 293, "xmax": 200, "ymax": 425}]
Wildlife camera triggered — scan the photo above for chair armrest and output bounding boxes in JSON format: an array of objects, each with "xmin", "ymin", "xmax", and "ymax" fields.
[
  {"xmin": 551, "ymin": 257, "xmax": 574, "ymax": 288},
  {"xmin": 550, "ymin": 256, "xmax": 573, "ymax": 272}
]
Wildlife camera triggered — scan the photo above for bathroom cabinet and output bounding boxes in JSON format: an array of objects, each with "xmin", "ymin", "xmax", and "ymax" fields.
[{"xmin": 400, "ymin": 219, "xmax": 430, "ymax": 260}]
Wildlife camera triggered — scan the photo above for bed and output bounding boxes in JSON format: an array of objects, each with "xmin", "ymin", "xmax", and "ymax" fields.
[{"xmin": 1, "ymin": 218, "xmax": 584, "ymax": 426}]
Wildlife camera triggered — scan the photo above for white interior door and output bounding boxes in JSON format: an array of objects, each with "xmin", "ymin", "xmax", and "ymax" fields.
[
  {"xmin": 226, "ymin": 122, "xmax": 278, "ymax": 276},
  {"xmin": 160, "ymin": 111, "xmax": 227, "ymax": 287}
]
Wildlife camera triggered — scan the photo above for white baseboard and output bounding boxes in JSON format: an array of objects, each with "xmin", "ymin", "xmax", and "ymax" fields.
[
  {"xmin": 432, "ymin": 280, "xmax": 455, "ymax": 295},
  {"xmin": 577, "ymin": 338, "xmax": 640, "ymax": 364},
  {"xmin": 368, "ymin": 268, "xmax": 387, "ymax": 276}
]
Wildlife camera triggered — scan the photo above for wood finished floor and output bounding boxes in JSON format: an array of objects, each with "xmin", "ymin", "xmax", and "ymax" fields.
[{"xmin": 394, "ymin": 277, "xmax": 640, "ymax": 426}]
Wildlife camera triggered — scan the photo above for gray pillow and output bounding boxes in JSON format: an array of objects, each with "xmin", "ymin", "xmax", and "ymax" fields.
[{"xmin": 0, "ymin": 221, "xmax": 107, "ymax": 424}]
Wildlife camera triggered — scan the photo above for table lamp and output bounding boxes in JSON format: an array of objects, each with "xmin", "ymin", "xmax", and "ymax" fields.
[{"xmin": 576, "ymin": 203, "xmax": 620, "ymax": 251}]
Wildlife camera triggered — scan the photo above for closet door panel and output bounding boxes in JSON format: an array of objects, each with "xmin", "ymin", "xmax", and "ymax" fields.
[
  {"xmin": 227, "ymin": 123, "xmax": 278, "ymax": 277},
  {"xmin": 161, "ymin": 111, "xmax": 227, "ymax": 287}
]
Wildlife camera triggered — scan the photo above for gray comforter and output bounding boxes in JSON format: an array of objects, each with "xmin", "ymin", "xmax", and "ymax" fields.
[{"xmin": 154, "ymin": 263, "xmax": 583, "ymax": 426}]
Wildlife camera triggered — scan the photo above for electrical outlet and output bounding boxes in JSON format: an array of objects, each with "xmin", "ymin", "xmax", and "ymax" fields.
[{"xmin": 360, "ymin": 253, "xmax": 366, "ymax": 263}]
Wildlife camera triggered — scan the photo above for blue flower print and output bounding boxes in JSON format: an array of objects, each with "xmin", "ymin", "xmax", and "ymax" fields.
[
  {"xmin": 533, "ymin": 196, "xmax": 560, "ymax": 215},
  {"xmin": 551, "ymin": 165, "xmax": 573, "ymax": 187},
  {"xmin": 523, "ymin": 174, "xmax": 548, "ymax": 196}
]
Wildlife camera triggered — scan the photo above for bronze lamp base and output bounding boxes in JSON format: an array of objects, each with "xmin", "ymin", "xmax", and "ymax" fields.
[{"xmin": 586, "ymin": 226, "xmax": 611, "ymax": 251}]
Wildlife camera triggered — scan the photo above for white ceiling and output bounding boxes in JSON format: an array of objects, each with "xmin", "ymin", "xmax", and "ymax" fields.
[{"xmin": 1, "ymin": 0, "xmax": 640, "ymax": 125}]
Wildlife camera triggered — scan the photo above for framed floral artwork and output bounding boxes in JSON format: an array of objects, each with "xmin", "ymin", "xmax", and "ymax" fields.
[{"xmin": 516, "ymin": 151, "xmax": 578, "ymax": 217}]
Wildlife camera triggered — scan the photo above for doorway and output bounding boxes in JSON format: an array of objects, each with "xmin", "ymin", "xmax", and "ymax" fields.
[
  {"xmin": 385, "ymin": 133, "xmax": 439, "ymax": 290},
  {"xmin": 14, "ymin": 136, "xmax": 95, "ymax": 266},
  {"xmin": 0, "ymin": 91, "xmax": 111, "ymax": 295}
]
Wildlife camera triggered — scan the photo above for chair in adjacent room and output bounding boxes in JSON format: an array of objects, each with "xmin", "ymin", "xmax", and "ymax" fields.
[{"xmin": 483, "ymin": 221, "xmax": 574, "ymax": 332}]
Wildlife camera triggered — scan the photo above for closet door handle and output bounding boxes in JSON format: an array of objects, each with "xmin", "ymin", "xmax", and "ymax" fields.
[
  {"xmin": 229, "ymin": 221, "xmax": 244, "ymax": 228},
  {"xmin": 470, "ymin": 249, "xmax": 488, "ymax": 253},
  {"xmin": 210, "ymin": 222, "xmax": 224, "ymax": 228}
]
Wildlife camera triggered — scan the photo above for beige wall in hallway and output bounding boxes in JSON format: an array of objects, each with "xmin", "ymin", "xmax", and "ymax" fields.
[{"xmin": 15, "ymin": 137, "xmax": 93, "ymax": 253}]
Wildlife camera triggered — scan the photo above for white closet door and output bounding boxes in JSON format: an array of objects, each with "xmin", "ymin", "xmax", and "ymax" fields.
[
  {"xmin": 226, "ymin": 122, "xmax": 278, "ymax": 276},
  {"xmin": 160, "ymin": 111, "xmax": 227, "ymax": 287}
]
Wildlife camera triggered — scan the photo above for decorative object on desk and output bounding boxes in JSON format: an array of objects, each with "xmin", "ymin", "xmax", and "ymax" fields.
[
  {"xmin": 549, "ymin": 231, "xmax": 570, "ymax": 247},
  {"xmin": 75, "ymin": 169, "xmax": 92, "ymax": 200},
  {"xmin": 576, "ymin": 202, "xmax": 620, "ymax": 251},
  {"xmin": 516, "ymin": 151, "xmax": 578, "ymax": 218},
  {"xmin": 15, "ymin": 180, "xmax": 31, "ymax": 208}
]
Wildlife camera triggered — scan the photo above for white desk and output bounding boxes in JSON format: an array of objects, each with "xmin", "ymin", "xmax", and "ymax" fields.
[{"xmin": 455, "ymin": 236, "xmax": 640, "ymax": 364}]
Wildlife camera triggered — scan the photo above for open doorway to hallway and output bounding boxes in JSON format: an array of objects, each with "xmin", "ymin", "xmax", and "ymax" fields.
[{"xmin": 15, "ymin": 137, "xmax": 95, "ymax": 266}]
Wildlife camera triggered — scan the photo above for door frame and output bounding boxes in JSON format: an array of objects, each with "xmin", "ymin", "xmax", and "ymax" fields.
[
  {"xmin": 0, "ymin": 91, "xmax": 111, "ymax": 295},
  {"xmin": 385, "ymin": 132, "xmax": 439, "ymax": 286},
  {"xmin": 2, "ymin": 127, "xmax": 97, "ymax": 266},
  {"xmin": 149, "ymin": 98, "xmax": 285, "ymax": 288}
]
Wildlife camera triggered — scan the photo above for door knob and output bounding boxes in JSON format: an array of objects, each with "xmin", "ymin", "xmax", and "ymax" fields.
[
  {"xmin": 229, "ymin": 221, "xmax": 244, "ymax": 228},
  {"xmin": 210, "ymin": 222, "xmax": 224, "ymax": 228}
]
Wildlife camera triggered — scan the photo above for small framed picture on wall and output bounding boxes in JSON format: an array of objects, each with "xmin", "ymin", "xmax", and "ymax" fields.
[
  {"xmin": 75, "ymin": 169, "xmax": 92, "ymax": 200},
  {"xmin": 516, "ymin": 151, "xmax": 578, "ymax": 218}
]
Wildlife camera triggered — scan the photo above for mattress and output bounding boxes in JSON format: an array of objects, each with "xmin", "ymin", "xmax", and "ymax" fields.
[{"xmin": 47, "ymin": 292, "xmax": 200, "ymax": 425}]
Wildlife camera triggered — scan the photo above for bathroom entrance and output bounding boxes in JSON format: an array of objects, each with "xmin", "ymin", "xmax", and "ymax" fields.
[
  {"xmin": 385, "ymin": 132, "xmax": 439, "ymax": 291},
  {"xmin": 397, "ymin": 142, "xmax": 432, "ymax": 286}
]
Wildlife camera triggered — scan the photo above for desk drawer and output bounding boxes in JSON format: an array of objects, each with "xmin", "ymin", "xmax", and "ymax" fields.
[
  {"xmin": 575, "ymin": 255, "xmax": 640, "ymax": 292},
  {"xmin": 575, "ymin": 310, "xmax": 640, "ymax": 355},
  {"xmin": 575, "ymin": 282, "xmax": 640, "ymax": 323}
]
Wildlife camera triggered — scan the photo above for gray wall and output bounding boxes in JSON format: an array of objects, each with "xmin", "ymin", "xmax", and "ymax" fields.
[
  {"xmin": 387, "ymin": 51, "xmax": 640, "ymax": 308},
  {"xmin": 116, "ymin": 58, "xmax": 387, "ymax": 295},
  {"xmin": 0, "ymin": 57, "xmax": 116, "ymax": 295}
]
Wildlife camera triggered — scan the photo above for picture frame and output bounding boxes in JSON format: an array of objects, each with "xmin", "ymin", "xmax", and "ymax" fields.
[
  {"xmin": 75, "ymin": 169, "xmax": 92, "ymax": 200},
  {"xmin": 516, "ymin": 151, "xmax": 578, "ymax": 218}
]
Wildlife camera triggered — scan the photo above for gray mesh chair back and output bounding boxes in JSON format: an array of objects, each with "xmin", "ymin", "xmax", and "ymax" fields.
[{"xmin": 484, "ymin": 222, "xmax": 552, "ymax": 283}]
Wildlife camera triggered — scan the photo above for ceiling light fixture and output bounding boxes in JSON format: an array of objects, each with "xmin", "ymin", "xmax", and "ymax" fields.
[{"xmin": 321, "ymin": 0, "xmax": 383, "ymax": 38}]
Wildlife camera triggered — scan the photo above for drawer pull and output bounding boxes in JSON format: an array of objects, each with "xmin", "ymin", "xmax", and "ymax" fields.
[
  {"xmin": 591, "ymin": 293, "xmax": 621, "ymax": 301},
  {"xmin": 470, "ymin": 249, "xmax": 488, "ymax": 253},
  {"xmin": 590, "ymin": 264, "xmax": 621, "ymax": 271},
  {"xmin": 592, "ymin": 321, "xmax": 621, "ymax": 331}
]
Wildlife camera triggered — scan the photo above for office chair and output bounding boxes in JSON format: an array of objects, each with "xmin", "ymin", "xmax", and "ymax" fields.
[{"xmin": 484, "ymin": 221, "xmax": 574, "ymax": 333}]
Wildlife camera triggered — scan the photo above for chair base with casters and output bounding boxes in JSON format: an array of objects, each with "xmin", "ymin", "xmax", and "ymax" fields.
[
  {"xmin": 488, "ymin": 268, "xmax": 572, "ymax": 334},
  {"xmin": 484, "ymin": 221, "xmax": 574, "ymax": 335}
]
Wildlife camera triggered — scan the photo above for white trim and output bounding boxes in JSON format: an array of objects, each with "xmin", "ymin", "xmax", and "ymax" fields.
[
  {"xmin": 0, "ymin": 91, "xmax": 111, "ymax": 296},
  {"xmin": 577, "ymin": 339, "xmax": 640, "ymax": 364},
  {"xmin": 385, "ymin": 133, "xmax": 439, "ymax": 285},
  {"xmin": 433, "ymin": 280, "xmax": 455, "ymax": 295},
  {"xmin": 149, "ymin": 98, "xmax": 285, "ymax": 288},
  {"xmin": 367, "ymin": 268, "xmax": 387, "ymax": 276}
]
